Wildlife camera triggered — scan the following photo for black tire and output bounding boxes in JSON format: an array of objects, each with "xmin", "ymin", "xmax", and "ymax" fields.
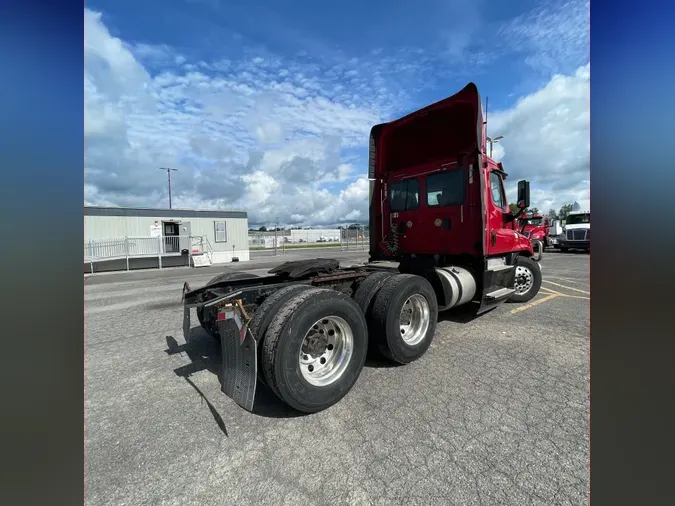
[
  {"xmin": 353, "ymin": 271, "xmax": 395, "ymax": 315},
  {"xmin": 262, "ymin": 288, "xmax": 368, "ymax": 413},
  {"xmin": 196, "ymin": 271, "xmax": 260, "ymax": 338},
  {"xmin": 247, "ymin": 284, "xmax": 315, "ymax": 385},
  {"xmin": 507, "ymin": 255, "xmax": 542, "ymax": 303},
  {"xmin": 560, "ymin": 247, "xmax": 569, "ymax": 253},
  {"xmin": 370, "ymin": 274, "xmax": 438, "ymax": 365}
]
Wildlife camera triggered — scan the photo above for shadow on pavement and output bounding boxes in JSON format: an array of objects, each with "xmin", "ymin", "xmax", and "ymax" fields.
[
  {"xmin": 165, "ymin": 302, "xmax": 481, "ymax": 426},
  {"xmin": 544, "ymin": 248, "xmax": 590, "ymax": 255},
  {"xmin": 165, "ymin": 332, "xmax": 307, "ymax": 421},
  {"xmin": 438, "ymin": 303, "xmax": 487, "ymax": 324}
]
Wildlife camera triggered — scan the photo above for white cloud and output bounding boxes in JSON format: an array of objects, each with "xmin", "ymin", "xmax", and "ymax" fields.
[
  {"xmin": 498, "ymin": 0, "xmax": 589, "ymax": 75},
  {"xmin": 84, "ymin": 6, "xmax": 589, "ymax": 225},
  {"xmin": 490, "ymin": 63, "xmax": 590, "ymax": 213}
]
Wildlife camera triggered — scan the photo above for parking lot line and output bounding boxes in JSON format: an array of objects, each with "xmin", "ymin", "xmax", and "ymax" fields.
[
  {"xmin": 540, "ymin": 286, "xmax": 590, "ymax": 300},
  {"xmin": 542, "ymin": 280, "xmax": 590, "ymax": 295},
  {"xmin": 510, "ymin": 293, "xmax": 559, "ymax": 313},
  {"xmin": 546, "ymin": 275, "xmax": 586, "ymax": 285}
]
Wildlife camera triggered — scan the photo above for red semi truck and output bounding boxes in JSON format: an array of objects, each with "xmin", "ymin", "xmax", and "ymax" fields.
[
  {"xmin": 181, "ymin": 83, "xmax": 542, "ymax": 413},
  {"xmin": 517, "ymin": 213, "xmax": 550, "ymax": 259}
]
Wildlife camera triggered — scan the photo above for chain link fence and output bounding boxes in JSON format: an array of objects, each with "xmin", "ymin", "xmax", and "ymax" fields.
[{"xmin": 247, "ymin": 228, "xmax": 369, "ymax": 254}]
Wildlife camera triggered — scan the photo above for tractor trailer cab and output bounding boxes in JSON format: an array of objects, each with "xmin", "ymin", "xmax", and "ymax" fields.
[
  {"xmin": 180, "ymin": 82, "xmax": 542, "ymax": 414},
  {"xmin": 556, "ymin": 199, "xmax": 590, "ymax": 252},
  {"xmin": 517, "ymin": 213, "xmax": 550, "ymax": 257}
]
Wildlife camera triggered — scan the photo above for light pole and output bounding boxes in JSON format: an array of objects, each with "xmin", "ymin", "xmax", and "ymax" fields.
[
  {"xmin": 274, "ymin": 217, "xmax": 279, "ymax": 256},
  {"xmin": 486, "ymin": 135, "xmax": 503, "ymax": 158},
  {"xmin": 158, "ymin": 167, "xmax": 178, "ymax": 209}
]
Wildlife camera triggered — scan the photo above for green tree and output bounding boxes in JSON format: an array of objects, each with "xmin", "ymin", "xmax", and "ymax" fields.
[
  {"xmin": 530, "ymin": 207, "xmax": 540, "ymax": 216},
  {"xmin": 547, "ymin": 209, "xmax": 558, "ymax": 220},
  {"xmin": 509, "ymin": 203, "xmax": 530, "ymax": 215},
  {"xmin": 258, "ymin": 225, "xmax": 267, "ymax": 232},
  {"xmin": 558, "ymin": 204, "xmax": 574, "ymax": 220}
]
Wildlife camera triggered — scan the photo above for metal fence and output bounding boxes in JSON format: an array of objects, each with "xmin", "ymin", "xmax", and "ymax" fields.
[
  {"xmin": 85, "ymin": 235, "xmax": 209, "ymax": 270},
  {"xmin": 248, "ymin": 230, "xmax": 342, "ymax": 249},
  {"xmin": 340, "ymin": 229, "xmax": 369, "ymax": 251},
  {"xmin": 247, "ymin": 229, "xmax": 369, "ymax": 253}
]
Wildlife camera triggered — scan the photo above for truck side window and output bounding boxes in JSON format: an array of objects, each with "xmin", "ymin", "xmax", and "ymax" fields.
[
  {"xmin": 389, "ymin": 178, "xmax": 419, "ymax": 212},
  {"xmin": 426, "ymin": 169, "xmax": 466, "ymax": 207},
  {"xmin": 490, "ymin": 171, "xmax": 506, "ymax": 209}
]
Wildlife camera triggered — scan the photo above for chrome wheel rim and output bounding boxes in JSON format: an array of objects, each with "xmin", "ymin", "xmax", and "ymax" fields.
[
  {"xmin": 514, "ymin": 265, "xmax": 534, "ymax": 294},
  {"xmin": 399, "ymin": 294, "xmax": 430, "ymax": 346},
  {"xmin": 299, "ymin": 316, "xmax": 353, "ymax": 387}
]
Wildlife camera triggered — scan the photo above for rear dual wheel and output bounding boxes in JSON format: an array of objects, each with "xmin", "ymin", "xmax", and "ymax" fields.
[
  {"xmin": 369, "ymin": 274, "xmax": 439, "ymax": 364},
  {"xmin": 353, "ymin": 272, "xmax": 438, "ymax": 364},
  {"xmin": 261, "ymin": 288, "xmax": 368, "ymax": 413}
]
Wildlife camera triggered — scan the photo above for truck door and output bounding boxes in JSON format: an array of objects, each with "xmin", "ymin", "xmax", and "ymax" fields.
[
  {"xmin": 418, "ymin": 164, "xmax": 478, "ymax": 255},
  {"xmin": 485, "ymin": 168, "xmax": 520, "ymax": 255},
  {"xmin": 179, "ymin": 222, "xmax": 191, "ymax": 252}
]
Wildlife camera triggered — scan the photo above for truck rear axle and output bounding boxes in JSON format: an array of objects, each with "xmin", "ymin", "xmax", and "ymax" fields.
[{"xmin": 181, "ymin": 254, "xmax": 541, "ymax": 413}]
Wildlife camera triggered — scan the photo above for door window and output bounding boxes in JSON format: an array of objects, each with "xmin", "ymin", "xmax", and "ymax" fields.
[
  {"xmin": 389, "ymin": 178, "xmax": 420, "ymax": 212},
  {"xmin": 490, "ymin": 172, "xmax": 506, "ymax": 209},
  {"xmin": 426, "ymin": 170, "xmax": 466, "ymax": 207}
]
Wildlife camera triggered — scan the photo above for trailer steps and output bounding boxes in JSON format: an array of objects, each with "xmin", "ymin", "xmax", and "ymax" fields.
[
  {"xmin": 192, "ymin": 253, "xmax": 212, "ymax": 267},
  {"xmin": 487, "ymin": 264, "xmax": 513, "ymax": 272},
  {"xmin": 484, "ymin": 287, "xmax": 515, "ymax": 300}
]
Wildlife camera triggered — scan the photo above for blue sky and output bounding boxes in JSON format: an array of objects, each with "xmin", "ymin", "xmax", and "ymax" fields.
[{"xmin": 85, "ymin": 0, "xmax": 589, "ymax": 226}]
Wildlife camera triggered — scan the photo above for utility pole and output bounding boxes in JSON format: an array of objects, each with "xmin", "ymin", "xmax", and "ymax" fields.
[
  {"xmin": 274, "ymin": 217, "xmax": 279, "ymax": 256},
  {"xmin": 158, "ymin": 167, "xmax": 178, "ymax": 209}
]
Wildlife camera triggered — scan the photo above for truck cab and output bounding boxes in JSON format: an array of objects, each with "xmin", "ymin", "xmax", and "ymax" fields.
[
  {"xmin": 368, "ymin": 83, "xmax": 540, "ymax": 313},
  {"xmin": 518, "ymin": 213, "xmax": 551, "ymax": 254},
  {"xmin": 556, "ymin": 200, "xmax": 590, "ymax": 252}
]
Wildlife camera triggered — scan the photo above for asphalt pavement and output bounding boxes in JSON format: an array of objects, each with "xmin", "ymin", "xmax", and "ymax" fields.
[{"xmin": 85, "ymin": 249, "xmax": 589, "ymax": 505}]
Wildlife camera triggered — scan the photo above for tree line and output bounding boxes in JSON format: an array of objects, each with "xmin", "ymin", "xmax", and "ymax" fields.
[
  {"xmin": 249, "ymin": 223, "xmax": 367, "ymax": 232},
  {"xmin": 508, "ymin": 203, "xmax": 575, "ymax": 221}
]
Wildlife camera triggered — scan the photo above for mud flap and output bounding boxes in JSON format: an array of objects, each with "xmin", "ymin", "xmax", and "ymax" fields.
[
  {"xmin": 183, "ymin": 305, "xmax": 192, "ymax": 343},
  {"xmin": 217, "ymin": 319, "xmax": 257, "ymax": 412}
]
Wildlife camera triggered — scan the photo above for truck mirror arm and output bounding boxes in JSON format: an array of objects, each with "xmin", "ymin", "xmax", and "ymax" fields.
[{"xmin": 505, "ymin": 207, "xmax": 525, "ymax": 223}]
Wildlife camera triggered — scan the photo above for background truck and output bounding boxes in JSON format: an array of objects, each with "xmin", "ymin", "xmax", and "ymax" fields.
[
  {"xmin": 554, "ymin": 199, "xmax": 590, "ymax": 252},
  {"xmin": 517, "ymin": 213, "xmax": 550, "ymax": 259},
  {"xmin": 181, "ymin": 83, "xmax": 543, "ymax": 414}
]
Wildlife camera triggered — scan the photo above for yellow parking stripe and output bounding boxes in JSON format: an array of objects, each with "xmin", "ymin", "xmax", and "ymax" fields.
[
  {"xmin": 541, "ymin": 285, "xmax": 590, "ymax": 300},
  {"xmin": 540, "ymin": 286, "xmax": 562, "ymax": 295},
  {"xmin": 542, "ymin": 280, "xmax": 590, "ymax": 295},
  {"xmin": 510, "ymin": 293, "xmax": 559, "ymax": 313}
]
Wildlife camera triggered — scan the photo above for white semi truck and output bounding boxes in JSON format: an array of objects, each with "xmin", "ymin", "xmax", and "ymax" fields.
[{"xmin": 554, "ymin": 199, "xmax": 590, "ymax": 252}]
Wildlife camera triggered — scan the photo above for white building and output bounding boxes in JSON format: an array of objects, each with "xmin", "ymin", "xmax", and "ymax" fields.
[{"xmin": 84, "ymin": 206, "xmax": 249, "ymax": 272}]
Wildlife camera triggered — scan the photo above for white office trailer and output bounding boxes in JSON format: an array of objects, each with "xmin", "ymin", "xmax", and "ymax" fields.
[{"xmin": 84, "ymin": 206, "xmax": 249, "ymax": 272}]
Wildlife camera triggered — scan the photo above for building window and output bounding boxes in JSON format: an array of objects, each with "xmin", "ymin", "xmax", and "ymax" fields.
[
  {"xmin": 389, "ymin": 178, "xmax": 420, "ymax": 212},
  {"xmin": 214, "ymin": 221, "xmax": 227, "ymax": 242},
  {"xmin": 426, "ymin": 169, "xmax": 466, "ymax": 207}
]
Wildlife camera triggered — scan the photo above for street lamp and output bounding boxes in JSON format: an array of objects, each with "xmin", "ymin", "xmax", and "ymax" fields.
[
  {"xmin": 158, "ymin": 167, "xmax": 178, "ymax": 209},
  {"xmin": 486, "ymin": 135, "xmax": 503, "ymax": 158}
]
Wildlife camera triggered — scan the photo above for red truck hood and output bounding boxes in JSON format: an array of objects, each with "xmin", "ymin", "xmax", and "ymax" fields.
[{"xmin": 369, "ymin": 83, "xmax": 485, "ymax": 177}]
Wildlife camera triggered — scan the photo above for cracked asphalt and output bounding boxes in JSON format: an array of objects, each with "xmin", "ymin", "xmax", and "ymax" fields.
[{"xmin": 85, "ymin": 249, "xmax": 589, "ymax": 505}]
